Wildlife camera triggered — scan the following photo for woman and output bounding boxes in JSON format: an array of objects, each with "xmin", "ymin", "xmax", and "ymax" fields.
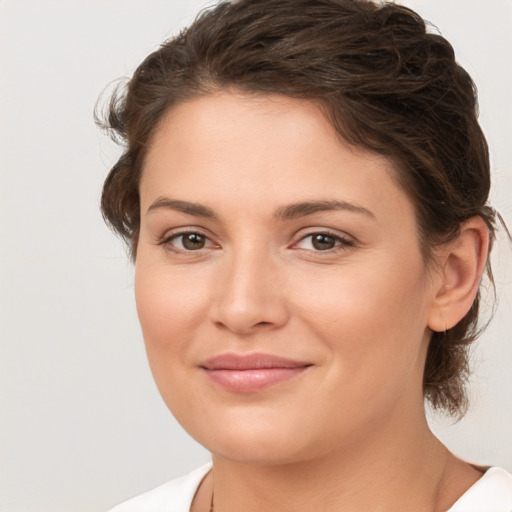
[{"xmin": 99, "ymin": 0, "xmax": 512, "ymax": 510}]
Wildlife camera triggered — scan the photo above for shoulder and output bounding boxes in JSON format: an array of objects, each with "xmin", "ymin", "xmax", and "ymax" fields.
[
  {"xmin": 106, "ymin": 463, "xmax": 212, "ymax": 512},
  {"xmin": 449, "ymin": 467, "xmax": 512, "ymax": 511}
]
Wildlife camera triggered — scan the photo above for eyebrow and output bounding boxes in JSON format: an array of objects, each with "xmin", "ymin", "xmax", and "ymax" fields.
[
  {"xmin": 146, "ymin": 197, "xmax": 375, "ymax": 220},
  {"xmin": 274, "ymin": 200, "xmax": 375, "ymax": 220},
  {"xmin": 147, "ymin": 197, "xmax": 218, "ymax": 218}
]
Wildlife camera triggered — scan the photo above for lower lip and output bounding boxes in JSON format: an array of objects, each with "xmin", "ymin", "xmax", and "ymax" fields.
[{"xmin": 202, "ymin": 367, "xmax": 309, "ymax": 392}]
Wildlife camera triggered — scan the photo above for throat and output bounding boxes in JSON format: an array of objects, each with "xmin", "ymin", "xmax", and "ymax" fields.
[{"xmin": 197, "ymin": 435, "xmax": 482, "ymax": 512}]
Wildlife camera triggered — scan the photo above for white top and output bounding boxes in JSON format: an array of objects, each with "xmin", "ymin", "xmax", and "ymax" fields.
[{"xmin": 107, "ymin": 464, "xmax": 512, "ymax": 512}]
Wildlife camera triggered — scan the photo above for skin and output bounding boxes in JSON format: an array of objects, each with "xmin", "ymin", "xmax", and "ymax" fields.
[{"xmin": 135, "ymin": 92, "xmax": 488, "ymax": 511}]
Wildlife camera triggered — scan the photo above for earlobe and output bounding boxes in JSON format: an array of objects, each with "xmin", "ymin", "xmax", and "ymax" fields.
[{"xmin": 427, "ymin": 216, "xmax": 490, "ymax": 333}]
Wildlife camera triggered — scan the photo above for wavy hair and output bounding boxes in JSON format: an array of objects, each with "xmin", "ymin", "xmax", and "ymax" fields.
[{"xmin": 97, "ymin": 0, "xmax": 498, "ymax": 417}]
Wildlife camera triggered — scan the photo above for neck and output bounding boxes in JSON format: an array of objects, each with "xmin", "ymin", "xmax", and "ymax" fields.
[{"xmin": 208, "ymin": 412, "xmax": 478, "ymax": 512}]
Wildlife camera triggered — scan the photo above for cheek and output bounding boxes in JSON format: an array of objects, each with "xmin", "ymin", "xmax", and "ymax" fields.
[
  {"xmin": 133, "ymin": 261, "xmax": 214, "ymax": 424},
  {"xmin": 293, "ymin": 254, "xmax": 430, "ymax": 370},
  {"xmin": 134, "ymin": 260, "xmax": 210, "ymax": 363}
]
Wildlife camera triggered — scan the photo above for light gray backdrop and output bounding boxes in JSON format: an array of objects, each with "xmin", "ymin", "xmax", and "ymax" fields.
[{"xmin": 0, "ymin": 1, "xmax": 510, "ymax": 511}]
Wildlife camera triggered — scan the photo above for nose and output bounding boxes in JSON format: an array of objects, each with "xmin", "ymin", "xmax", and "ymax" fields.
[{"xmin": 210, "ymin": 248, "xmax": 290, "ymax": 336}]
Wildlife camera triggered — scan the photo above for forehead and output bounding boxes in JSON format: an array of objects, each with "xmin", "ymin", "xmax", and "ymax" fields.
[{"xmin": 141, "ymin": 92, "xmax": 414, "ymax": 226}]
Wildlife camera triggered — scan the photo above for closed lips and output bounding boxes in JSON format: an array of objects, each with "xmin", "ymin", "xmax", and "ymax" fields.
[
  {"xmin": 200, "ymin": 353, "xmax": 312, "ymax": 370},
  {"xmin": 199, "ymin": 353, "xmax": 312, "ymax": 392}
]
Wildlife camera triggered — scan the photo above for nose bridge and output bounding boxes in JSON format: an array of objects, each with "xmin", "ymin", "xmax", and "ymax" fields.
[{"xmin": 211, "ymin": 239, "xmax": 288, "ymax": 334}]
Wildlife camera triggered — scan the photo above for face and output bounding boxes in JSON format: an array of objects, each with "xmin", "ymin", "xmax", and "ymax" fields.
[{"xmin": 135, "ymin": 92, "xmax": 439, "ymax": 465}]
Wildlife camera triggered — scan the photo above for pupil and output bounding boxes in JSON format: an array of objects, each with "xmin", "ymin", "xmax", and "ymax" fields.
[
  {"xmin": 183, "ymin": 233, "xmax": 205, "ymax": 250},
  {"xmin": 312, "ymin": 234, "xmax": 335, "ymax": 250}
]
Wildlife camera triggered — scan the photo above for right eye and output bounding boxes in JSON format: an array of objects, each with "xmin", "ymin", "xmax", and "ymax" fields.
[
  {"xmin": 173, "ymin": 232, "xmax": 207, "ymax": 250},
  {"xmin": 160, "ymin": 231, "xmax": 216, "ymax": 253}
]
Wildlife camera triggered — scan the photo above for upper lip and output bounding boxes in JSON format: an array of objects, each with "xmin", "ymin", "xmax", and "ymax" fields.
[{"xmin": 200, "ymin": 353, "xmax": 312, "ymax": 370}]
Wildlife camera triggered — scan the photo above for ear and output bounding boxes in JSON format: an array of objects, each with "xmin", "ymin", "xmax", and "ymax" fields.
[{"xmin": 427, "ymin": 216, "xmax": 490, "ymax": 332}]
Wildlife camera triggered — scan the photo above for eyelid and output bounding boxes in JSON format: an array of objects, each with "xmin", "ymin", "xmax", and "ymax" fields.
[
  {"xmin": 290, "ymin": 228, "xmax": 355, "ymax": 252},
  {"xmin": 157, "ymin": 227, "xmax": 220, "ymax": 253}
]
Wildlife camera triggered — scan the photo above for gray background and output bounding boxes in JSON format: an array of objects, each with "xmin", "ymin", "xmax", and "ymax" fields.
[{"xmin": 0, "ymin": 1, "xmax": 510, "ymax": 511}]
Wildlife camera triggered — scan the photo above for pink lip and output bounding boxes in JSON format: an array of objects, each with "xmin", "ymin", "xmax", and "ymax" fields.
[{"xmin": 199, "ymin": 353, "xmax": 312, "ymax": 393}]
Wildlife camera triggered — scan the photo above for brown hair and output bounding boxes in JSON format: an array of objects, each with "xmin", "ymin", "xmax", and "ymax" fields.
[{"xmin": 97, "ymin": 0, "xmax": 497, "ymax": 417}]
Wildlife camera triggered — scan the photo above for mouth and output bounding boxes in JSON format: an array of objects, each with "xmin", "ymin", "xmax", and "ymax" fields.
[{"xmin": 199, "ymin": 353, "xmax": 312, "ymax": 393}]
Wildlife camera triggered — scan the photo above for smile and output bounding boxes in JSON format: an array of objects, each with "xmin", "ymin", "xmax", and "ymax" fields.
[{"xmin": 199, "ymin": 353, "xmax": 312, "ymax": 393}]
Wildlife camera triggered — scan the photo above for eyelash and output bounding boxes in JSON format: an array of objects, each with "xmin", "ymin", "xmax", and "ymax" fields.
[
  {"xmin": 157, "ymin": 229, "xmax": 354, "ymax": 255},
  {"xmin": 158, "ymin": 229, "xmax": 217, "ymax": 254},
  {"xmin": 292, "ymin": 230, "xmax": 355, "ymax": 254}
]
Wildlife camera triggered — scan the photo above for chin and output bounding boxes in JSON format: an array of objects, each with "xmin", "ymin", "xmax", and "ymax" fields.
[
  {"xmin": 176, "ymin": 406, "xmax": 331, "ymax": 466},
  {"xmin": 209, "ymin": 434, "xmax": 311, "ymax": 466}
]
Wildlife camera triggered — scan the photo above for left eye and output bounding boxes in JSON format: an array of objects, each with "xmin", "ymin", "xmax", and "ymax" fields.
[
  {"xmin": 295, "ymin": 233, "xmax": 351, "ymax": 251},
  {"xmin": 167, "ymin": 232, "xmax": 211, "ymax": 251},
  {"xmin": 180, "ymin": 233, "xmax": 206, "ymax": 250}
]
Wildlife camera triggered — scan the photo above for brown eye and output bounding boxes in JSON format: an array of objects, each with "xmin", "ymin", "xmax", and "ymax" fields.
[
  {"xmin": 311, "ymin": 233, "xmax": 337, "ymax": 250},
  {"xmin": 159, "ymin": 230, "xmax": 218, "ymax": 254},
  {"xmin": 294, "ymin": 231, "xmax": 353, "ymax": 253},
  {"xmin": 181, "ymin": 233, "xmax": 206, "ymax": 250}
]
